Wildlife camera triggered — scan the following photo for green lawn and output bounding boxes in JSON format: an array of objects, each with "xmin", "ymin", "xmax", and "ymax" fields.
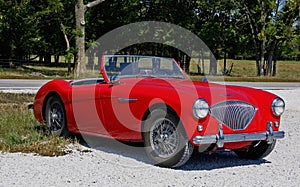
[
  {"xmin": 0, "ymin": 65, "xmax": 71, "ymax": 79},
  {"xmin": 0, "ymin": 93, "xmax": 75, "ymax": 156},
  {"xmin": 189, "ymin": 59, "xmax": 300, "ymax": 82}
]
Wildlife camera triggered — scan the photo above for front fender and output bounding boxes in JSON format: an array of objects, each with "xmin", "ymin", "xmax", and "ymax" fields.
[{"xmin": 33, "ymin": 80, "xmax": 71, "ymax": 123}]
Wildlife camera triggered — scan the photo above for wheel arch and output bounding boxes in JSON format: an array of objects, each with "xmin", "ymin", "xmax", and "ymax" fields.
[
  {"xmin": 141, "ymin": 102, "xmax": 188, "ymax": 139},
  {"xmin": 42, "ymin": 91, "xmax": 65, "ymax": 122},
  {"xmin": 141, "ymin": 103, "xmax": 179, "ymax": 122}
]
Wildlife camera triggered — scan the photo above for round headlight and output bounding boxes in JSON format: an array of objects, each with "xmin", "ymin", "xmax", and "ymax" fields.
[
  {"xmin": 271, "ymin": 97, "xmax": 285, "ymax": 116},
  {"xmin": 193, "ymin": 99, "xmax": 209, "ymax": 119}
]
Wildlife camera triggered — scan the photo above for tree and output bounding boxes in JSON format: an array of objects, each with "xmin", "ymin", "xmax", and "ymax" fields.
[
  {"xmin": 0, "ymin": 0, "xmax": 36, "ymax": 59},
  {"xmin": 57, "ymin": 1, "xmax": 77, "ymax": 74},
  {"xmin": 85, "ymin": 0, "xmax": 200, "ymax": 73},
  {"xmin": 74, "ymin": 0, "xmax": 106, "ymax": 78},
  {"xmin": 193, "ymin": 0, "xmax": 239, "ymax": 75},
  {"xmin": 237, "ymin": 0, "xmax": 299, "ymax": 76},
  {"xmin": 0, "ymin": 0, "xmax": 76, "ymax": 66},
  {"xmin": 31, "ymin": 0, "xmax": 69, "ymax": 64},
  {"xmin": 280, "ymin": 24, "xmax": 300, "ymax": 61},
  {"xmin": 266, "ymin": 0, "xmax": 299, "ymax": 76},
  {"xmin": 0, "ymin": 0, "xmax": 298, "ymax": 78}
]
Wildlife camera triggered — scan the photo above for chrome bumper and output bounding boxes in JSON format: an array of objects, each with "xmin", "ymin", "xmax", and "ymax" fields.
[{"xmin": 193, "ymin": 123, "xmax": 285, "ymax": 148}]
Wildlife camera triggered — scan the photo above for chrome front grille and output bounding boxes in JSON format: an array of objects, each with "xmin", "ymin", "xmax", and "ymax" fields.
[{"xmin": 210, "ymin": 100, "xmax": 256, "ymax": 130}]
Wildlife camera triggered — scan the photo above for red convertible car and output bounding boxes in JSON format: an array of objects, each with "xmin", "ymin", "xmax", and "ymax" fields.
[{"xmin": 33, "ymin": 55, "xmax": 285, "ymax": 168}]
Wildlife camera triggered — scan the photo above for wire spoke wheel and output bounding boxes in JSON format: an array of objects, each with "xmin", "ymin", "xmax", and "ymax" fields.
[
  {"xmin": 45, "ymin": 96, "xmax": 69, "ymax": 137},
  {"xmin": 150, "ymin": 118, "xmax": 179, "ymax": 158},
  {"xmin": 143, "ymin": 108, "xmax": 194, "ymax": 168}
]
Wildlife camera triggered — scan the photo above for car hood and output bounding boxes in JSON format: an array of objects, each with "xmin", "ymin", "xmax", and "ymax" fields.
[
  {"xmin": 123, "ymin": 77, "xmax": 278, "ymax": 108},
  {"xmin": 179, "ymin": 80, "xmax": 278, "ymax": 108}
]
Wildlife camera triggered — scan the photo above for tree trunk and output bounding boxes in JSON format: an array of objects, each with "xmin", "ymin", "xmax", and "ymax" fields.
[
  {"xmin": 74, "ymin": 0, "xmax": 106, "ymax": 78},
  {"xmin": 60, "ymin": 22, "xmax": 72, "ymax": 75},
  {"xmin": 223, "ymin": 51, "xmax": 227, "ymax": 74},
  {"xmin": 45, "ymin": 54, "xmax": 51, "ymax": 63},
  {"xmin": 178, "ymin": 51, "xmax": 184, "ymax": 70},
  {"xmin": 260, "ymin": 42, "xmax": 266, "ymax": 76},
  {"xmin": 87, "ymin": 55, "xmax": 95, "ymax": 70},
  {"xmin": 244, "ymin": 2, "xmax": 261, "ymax": 76},
  {"xmin": 75, "ymin": 0, "xmax": 86, "ymax": 78},
  {"xmin": 60, "ymin": 23, "xmax": 75, "ymax": 75},
  {"xmin": 260, "ymin": 1, "xmax": 266, "ymax": 76},
  {"xmin": 209, "ymin": 51, "xmax": 217, "ymax": 75},
  {"xmin": 39, "ymin": 55, "xmax": 44, "ymax": 62},
  {"xmin": 197, "ymin": 56, "xmax": 201, "ymax": 74},
  {"xmin": 255, "ymin": 53, "xmax": 260, "ymax": 76},
  {"xmin": 267, "ymin": 42, "xmax": 276, "ymax": 76},
  {"xmin": 202, "ymin": 52, "xmax": 205, "ymax": 75},
  {"xmin": 249, "ymin": 25, "xmax": 260, "ymax": 76},
  {"xmin": 272, "ymin": 56, "xmax": 277, "ymax": 76},
  {"xmin": 272, "ymin": 49, "xmax": 278, "ymax": 77},
  {"xmin": 267, "ymin": 54, "xmax": 272, "ymax": 76},
  {"xmin": 185, "ymin": 55, "xmax": 191, "ymax": 73},
  {"xmin": 54, "ymin": 55, "xmax": 59, "ymax": 64}
]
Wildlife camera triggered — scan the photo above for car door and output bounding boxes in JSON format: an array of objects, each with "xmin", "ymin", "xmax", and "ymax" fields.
[
  {"xmin": 99, "ymin": 81, "xmax": 143, "ymax": 140},
  {"xmin": 71, "ymin": 83, "xmax": 107, "ymax": 135}
]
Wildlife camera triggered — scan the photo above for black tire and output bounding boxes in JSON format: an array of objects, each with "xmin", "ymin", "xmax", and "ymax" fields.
[
  {"xmin": 234, "ymin": 140, "xmax": 276, "ymax": 160},
  {"xmin": 142, "ymin": 108, "xmax": 194, "ymax": 168},
  {"xmin": 45, "ymin": 96, "xmax": 70, "ymax": 137}
]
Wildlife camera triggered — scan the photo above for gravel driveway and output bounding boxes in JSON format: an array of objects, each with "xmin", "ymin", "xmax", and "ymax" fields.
[{"xmin": 0, "ymin": 89, "xmax": 299, "ymax": 187}]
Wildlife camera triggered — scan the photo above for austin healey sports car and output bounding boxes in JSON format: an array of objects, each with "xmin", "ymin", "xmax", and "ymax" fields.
[{"xmin": 33, "ymin": 55, "xmax": 285, "ymax": 168}]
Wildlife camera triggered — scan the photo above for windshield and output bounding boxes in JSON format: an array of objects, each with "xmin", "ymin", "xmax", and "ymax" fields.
[{"xmin": 102, "ymin": 55, "xmax": 186, "ymax": 82}]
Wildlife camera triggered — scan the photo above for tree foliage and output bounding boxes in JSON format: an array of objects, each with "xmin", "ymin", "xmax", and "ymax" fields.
[
  {"xmin": 0, "ymin": 0, "xmax": 299, "ymax": 76},
  {"xmin": 235, "ymin": 0, "xmax": 299, "ymax": 76}
]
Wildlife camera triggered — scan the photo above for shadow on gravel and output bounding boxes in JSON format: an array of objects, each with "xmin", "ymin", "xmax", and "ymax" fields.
[
  {"xmin": 77, "ymin": 135, "xmax": 153, "ymax": 165},
  {"xmin": 77, "ymin": 135, "xmax": 270, "ymax": 170},
  {"xmin": 177, "ymin": 151, "xmax": 270, "ymax": 171}
]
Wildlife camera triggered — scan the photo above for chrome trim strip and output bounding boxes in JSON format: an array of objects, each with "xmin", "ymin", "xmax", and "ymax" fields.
[
  {"xmin": 193, "ymin": 124, "xmax": 284, "ymax": 147},
  {"xmin": 118, "ymin": 98, "xmax": 138, "ymax": 102}
]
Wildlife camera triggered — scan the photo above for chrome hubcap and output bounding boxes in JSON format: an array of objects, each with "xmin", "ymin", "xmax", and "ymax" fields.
[
  {"xmin": 51, "ymin": 113, "xmax": 58, "ymax": 119},
  {"xmin": 48, "ymin": 102, "xmax": 64, "ymax": 132}
]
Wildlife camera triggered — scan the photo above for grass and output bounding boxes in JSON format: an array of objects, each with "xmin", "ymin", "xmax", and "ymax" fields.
[
  {"xmin": 0, "ymin": 65, "xmax": 71, "ymax": 79},
  {"xmin": 189, "ymin": 59, "xmax": 300, "ymax": 82},
  {"xmin": 0, "ymin": 93, "xmax": 76, "ymax": 156}
]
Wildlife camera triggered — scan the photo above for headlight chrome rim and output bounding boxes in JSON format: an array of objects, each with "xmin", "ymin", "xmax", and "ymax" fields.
[
  {"xmin": 271, "ymin": 97, "xmax": 285, "ymax": 116},
  {"xmin": 193, "ymin": 98, "xmax": 209, "ymax": 119}
]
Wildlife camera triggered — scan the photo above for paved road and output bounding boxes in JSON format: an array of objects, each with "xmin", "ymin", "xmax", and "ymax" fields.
[
  {"xmin": 0, "ymin": 79, "xmax": 49, "ymax": 87},
  {"xmin": 0, "ymin": 79, "xmax": 299, "ymax": 93},
  {"xmin": 0, "ymin": 79, "xmax": 50, "ymax": 93}
]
